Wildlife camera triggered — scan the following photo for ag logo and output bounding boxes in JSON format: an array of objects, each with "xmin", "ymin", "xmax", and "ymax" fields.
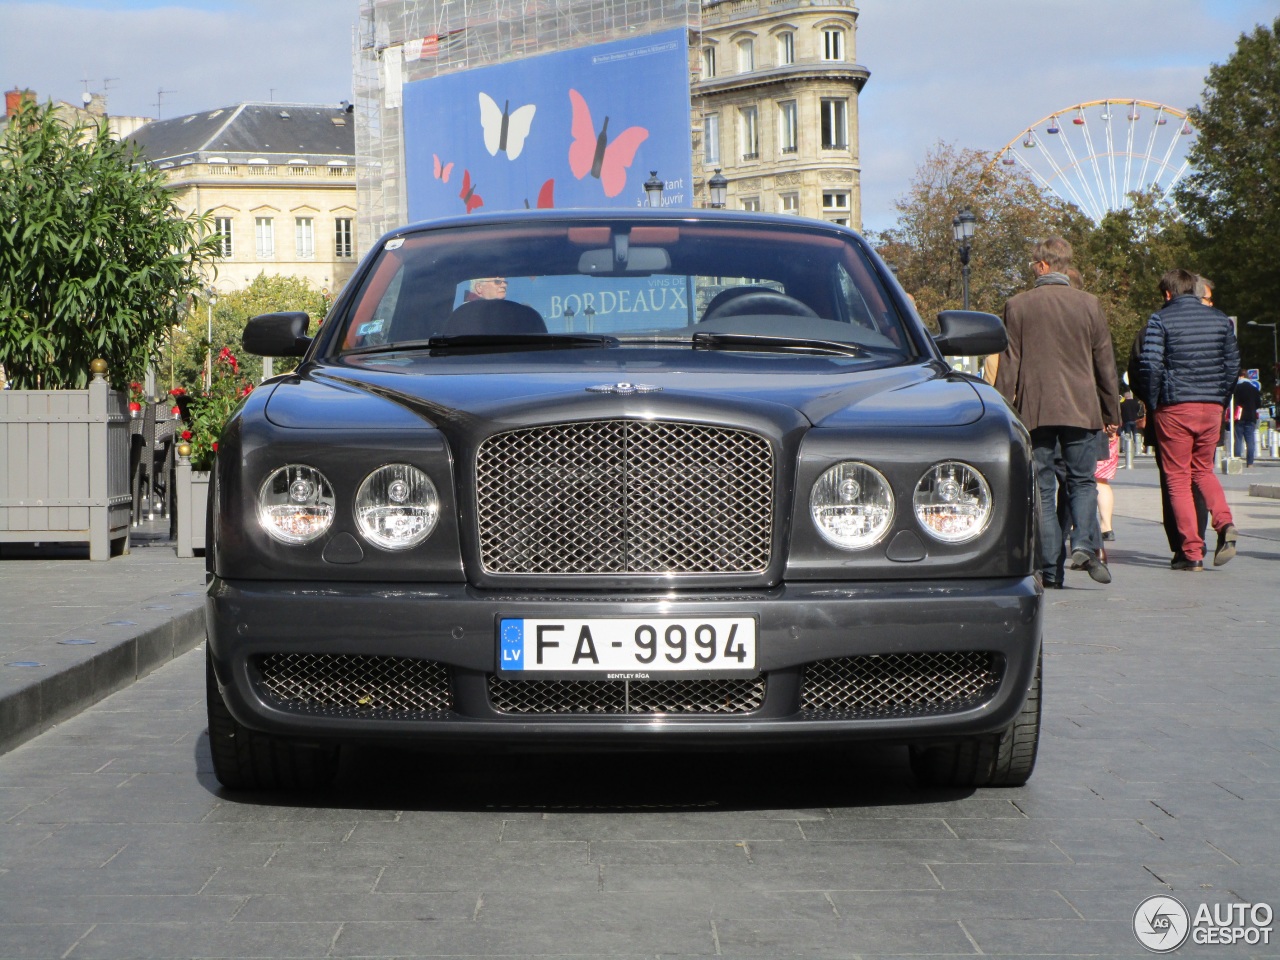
[{"xmin": 1133, "ymin": 895, "xmax": 1190, "ymax": 952}]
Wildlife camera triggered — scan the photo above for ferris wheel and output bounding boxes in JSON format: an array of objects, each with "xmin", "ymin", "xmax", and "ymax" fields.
[{"xmin": 993, "ymin": 99, "xmax": 1197, "ymax": 223}]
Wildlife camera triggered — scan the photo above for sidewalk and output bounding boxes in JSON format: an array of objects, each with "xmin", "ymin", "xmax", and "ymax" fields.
[
  {"xmin": 0, "ymin": 520, "xmax": 206, "ymax": 754},
  {"xmin": 0, "ymin": 455, "xmax": 1276, "ymax": 758}
]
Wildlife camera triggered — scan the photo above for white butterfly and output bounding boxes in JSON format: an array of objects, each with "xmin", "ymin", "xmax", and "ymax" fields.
[{"xmin": 479, "ymin": 92, "xmax": 537, "ymax": 161}]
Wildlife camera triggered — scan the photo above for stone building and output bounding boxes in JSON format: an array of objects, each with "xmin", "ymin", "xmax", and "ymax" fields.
[
  {"xmin": 695, "ymin": 0, "xmax": 868, "ymax": 225},
  {"xmin": 128, "ymin": 103, "xmax": 358, "ymax": 297}
]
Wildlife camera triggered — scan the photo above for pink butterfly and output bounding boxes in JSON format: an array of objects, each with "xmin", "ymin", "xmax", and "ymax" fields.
[
  {"xmin": 433, "ymin": 153, "xmax": 453, "ymax": 183},
  {"xmin": 459, "ymin": 170, "xmax": 483, "ymax": 213},
  {"xmin": 524, "ymin": 179, "xmax": 555, "ymax": 209},
  {"xmin": 568, "ymin": 89, "xmax": 648, "ymax": 199}
]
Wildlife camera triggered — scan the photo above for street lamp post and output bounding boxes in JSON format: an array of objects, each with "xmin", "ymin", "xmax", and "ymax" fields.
[
  {"xmin": 204, "ymin": 287, "xmax": 217, "ymax": 392},
  {"xmin": 951, "ymin": 208, "xmax": 976, "ymax": 311},
  {"xmin": 644, "ymin": 171, "xmax": 664, "ymax": 208},
  {"xmin": 707, "ymin": 169, "xmax": 728, "ymax": 209}
]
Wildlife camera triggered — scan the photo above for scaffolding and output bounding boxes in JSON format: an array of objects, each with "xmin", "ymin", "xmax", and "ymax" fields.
[{"xmin": 355, "ymin": 0, "xmax": 702, "ymax": 254}]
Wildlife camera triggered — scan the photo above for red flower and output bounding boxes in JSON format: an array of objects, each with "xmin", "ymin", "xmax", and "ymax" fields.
[
  {"xmin": 171, "ymin": 405, "xmax": 181, "ymax": 416},
  {"xmin": 181, "ymin": 430, "xmax": 192, "ymax": 441},
  {"xmin": 169, "ymin": 387, "xmax": 186, "ymax": 396},
  {"xmin": 128, "ymin": 401, "xmax": 141, "ymax": 412},
  {"xmin": 129, "ymin": 381, "xmax": 142, "ymax": 391},
  {"xmin": 212, "ymin": 442, "xmax": 219, "ymax": 452}
]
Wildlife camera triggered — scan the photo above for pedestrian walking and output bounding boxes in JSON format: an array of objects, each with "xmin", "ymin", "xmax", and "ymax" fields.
[
  {"xmin": 1119, "ymin": 391, "xmax": 1144, "ymax": 451},
  {"xmin": 1137, "ymin": 268, "xmax": 1240, "ymax": 571},
  {"xmin": 994, "ymin": 237, "xmax": 1120, "ymax": 587},
  {"xmin": 1232, "ymin": 368, "xmax": 1262, "ymax": 467}
]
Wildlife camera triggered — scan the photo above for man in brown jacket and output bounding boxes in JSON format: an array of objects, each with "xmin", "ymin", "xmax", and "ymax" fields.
[{"xmin": 994, "ymin": 237, "xmax": 1120, "ymax": 586}]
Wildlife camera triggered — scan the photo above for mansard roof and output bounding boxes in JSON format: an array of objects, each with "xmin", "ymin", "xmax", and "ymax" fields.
[{"xmin": 128, "ymin": 102, "xmax": 354, "ymax": 166}]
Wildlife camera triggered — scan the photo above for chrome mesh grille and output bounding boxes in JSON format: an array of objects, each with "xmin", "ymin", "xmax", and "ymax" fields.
[
  {"xmin": 488, "ymin": 675, "xmax": 766, "ymax": 714},
  {"xmin": 254, "ymin": 654, "xmax": 452, "ymax": 718},
  {"xmin": 476, "ymin": 420, "xmax": 773, "ymax": 575},
  {"xmin": 801, "ymin": 652, "xmax": 1002, "ymax": 719}
]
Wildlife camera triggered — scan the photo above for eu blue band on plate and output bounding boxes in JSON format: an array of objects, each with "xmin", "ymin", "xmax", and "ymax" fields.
[{"xmin": 500, "ymin": 619, "xmax": 525, "ymax": 670}]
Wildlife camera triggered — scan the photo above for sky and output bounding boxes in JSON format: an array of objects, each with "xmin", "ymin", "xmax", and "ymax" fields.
[{"xmin": 1, "ymin": 0, "xmax": 1275, "ymax": 232}]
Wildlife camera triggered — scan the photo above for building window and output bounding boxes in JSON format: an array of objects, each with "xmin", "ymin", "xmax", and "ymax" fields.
[
  {"xmin": 777, "ymin": 31, "xmax": 795, "ymax": 66},
  {"xmin": 823, "ymin": 191, "xmax": 850, "ymax": 226},
  {"xmin": 295, "ymin": 217, "xmax": 315, "ymax": 260},
  {"xmin": 823, "ymin": 28, "xmax": 845, "ymax": 61},
  {"xmin": 703, "ymin": 114, "xmax": 721, "ymax": 165},
  {"xmin": 702, "ymin": 46, "xmax": 716, "ymax": 79},
  {"xmin": 820, "ymin": 99, "xmax": 849, "ymax": 149},
  {"xmin": 254, "ymin": 217, "xmax": 274, "ymax": 259},
  {"xmin": 778, "ymin": 100, "xmax": 798, "ymax": 154},
  {"xmin": 213, "ymin": 217, "xmax": 232, "ymax": 257},
  {"xmin": 335, "ymin": 218, "xmax": 354, "ymax": 258},
  {"xmin": 739, "ymin": 105, "xmax": 759, "ymax": 160},
  {"xmin": 737, "ymin": 38, "xmax": 754, "ymax": 73},
  {"xmin": 741, "ymin": 197, "xmax": 761, "ymax": 212},
  {"xmin": 779, "ymin": 193, "xmax": 800, "ymax": 215}
]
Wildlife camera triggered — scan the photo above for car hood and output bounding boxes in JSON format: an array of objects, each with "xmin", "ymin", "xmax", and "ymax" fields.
[{"xmin": 263, "ymin": 352, "xmax": 988, "ymax": 432}]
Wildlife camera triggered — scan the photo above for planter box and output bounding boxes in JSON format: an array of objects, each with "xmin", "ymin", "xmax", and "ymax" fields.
[
  {"xmin": 0, "ymin": 370, "xmax": 131, "ymax": 560},
  {"xmin": 175, "ymin": 458, "xmax": 210, "ymax": 558}
]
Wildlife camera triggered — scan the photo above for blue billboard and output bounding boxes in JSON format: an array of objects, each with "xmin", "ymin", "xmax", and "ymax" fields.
[{"xmin": 403, "ymin": 28, "xmax": 693, "ymax": 220}]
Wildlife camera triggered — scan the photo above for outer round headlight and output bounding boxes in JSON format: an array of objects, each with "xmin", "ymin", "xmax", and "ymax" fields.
[
  {"xmin": 355, "ymin": 464, "xmax": 439, "ymax": 550},
  {"xmin": 914, "ymin": 461, "xmax": 992, "ymax": 543},
  {"xmin": 810, "ymin": 461, "xmax": 894, "ymax": 550},
  {"xmin": 257, "ymin": 465, "xmax": 335, "ymax": 544}
]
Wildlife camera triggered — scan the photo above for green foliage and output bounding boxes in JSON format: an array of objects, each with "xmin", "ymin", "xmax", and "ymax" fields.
[
  {"xmin": 871, "ymin": 142, "xmax": 1091, "ymax": 329},
  {"xmin": 0, "ymin": 98, "xmax": 220, "ymax": 389},
  {"xmin": 164, "ymin": 273, "xmax": 329, "ymax": 391},
  {"xmin": 1176, "ymin": 16, "xmax": 1280, "ymax": 390},
  {"xmin": 181, "ymin": 348, "xmax": 254, "ymax": 471}
]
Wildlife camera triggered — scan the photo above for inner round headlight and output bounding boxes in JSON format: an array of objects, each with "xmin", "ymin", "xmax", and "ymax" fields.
[
  {"xmin": 355, "ymin": 464, "xmax": 439, "ymax": 550},
  {"xmin": 810, "ymin": 462, "xmax": 894, "ymax": 550},
  {"xmin": 257, "ymin": 465, "xmax": 335, "ymax": 544},
  {"xmin": 914, "ymin": 461, "xmax": 992, "ymax": 543}
]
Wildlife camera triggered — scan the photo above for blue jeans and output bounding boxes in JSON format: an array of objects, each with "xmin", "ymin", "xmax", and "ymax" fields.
[
  {"xmin": 1233, "ymin": 422, "xmax": 1257, "ymax": 465},
  {"xmin": 1031, "ymin": 426, "xmax": 1101, "ymax": 583}
]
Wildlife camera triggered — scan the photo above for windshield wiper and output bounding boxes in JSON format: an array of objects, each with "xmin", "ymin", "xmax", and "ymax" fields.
[
  {"xmin": 691, "ymin": 331, "xmax": 867, "ymax": 358},
  {"xmin": 345, "ymin": 334, "xmax": 618, "ymax": 357}
]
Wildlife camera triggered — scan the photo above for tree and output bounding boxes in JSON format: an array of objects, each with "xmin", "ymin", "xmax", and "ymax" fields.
[
  {"xmin": 0, "ymin": 99, "xmax": 220, "ymax": 389},
  {"xmin": 165, "ymin": 273, "xmax": 329, "ymax": 391},
  {"xmin": 1176, "ymin": 16, "xmax": 1280, "ymax": 391},
  {"xmin": 871, "ymin": 142, "xmax": 1091, "ymax": 329}
]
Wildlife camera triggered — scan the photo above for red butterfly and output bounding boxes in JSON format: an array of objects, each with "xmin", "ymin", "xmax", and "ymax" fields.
[
  {"xmin": 524, "ymin": 179, "xmax": 555, "ymax": 209},
  {"xmin": 568, "ymin": 89, "xmax": 648, "ymax": 199},
  {"xmin": 459, "ymin": 170, "xmax": 483, "ymax": 213},
  {"xmin": 433, "ymin": 153, "xmax": 453, "ymax": 183}
]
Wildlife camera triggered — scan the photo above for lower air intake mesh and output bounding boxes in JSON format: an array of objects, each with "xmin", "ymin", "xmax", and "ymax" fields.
[
  {"xmin": 801, "ymin": 652, "xmax": 1002, "ymax": 719},
  {"xmin": 488, "ymin": 675, "xmax": 765, "ymax": 714},
  {"xmin": 254, "ymin": 653, "xmax": 452, "ymax": 718}
]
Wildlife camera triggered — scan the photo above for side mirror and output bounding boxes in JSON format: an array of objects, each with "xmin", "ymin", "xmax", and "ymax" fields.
[
  {"xmin": 933, "ymin": 310, "xmax": 1007, "ymax": 357},
  {"xmin": 242, "ymin": 312, "xmax": 312, "ymax": 357}
]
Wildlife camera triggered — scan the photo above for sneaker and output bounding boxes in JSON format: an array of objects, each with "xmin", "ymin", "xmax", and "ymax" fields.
[
  {"xmin": 1070, "ymin": 548, "xmax": 1112, "ymax": 584},
  {"xmin": 1171, "ymin": 557, "xmax": 1204, "ymax": 572},
  {"xmin": 1213, "ymin": 524, "xmax": 1238, "ymax": 566},
  {"xmin": 1101, "ymin": 530, "xmax": 1115, "ymax": 542}
]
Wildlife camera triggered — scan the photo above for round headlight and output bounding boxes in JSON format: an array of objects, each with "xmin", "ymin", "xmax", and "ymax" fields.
[
  {"xmin": 914, "ymin": 461, "xmax": 992, "ymax": 543},
  {"xmin": 355, "ymin": 464, "xmax": 439, "ymax": 550},
  {"xmin": 257, "ymin": 465, "xmax": 335, "ymax": 544},
  {"xmin": 810, "ymin": 462, "xmax": 894, "ymax": 550}
]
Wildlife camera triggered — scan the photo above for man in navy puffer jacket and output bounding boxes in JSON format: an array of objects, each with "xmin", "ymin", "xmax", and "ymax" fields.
[{"xmin": 1138, "ymin": 268, "xmax": 1240, "ymax": 571}]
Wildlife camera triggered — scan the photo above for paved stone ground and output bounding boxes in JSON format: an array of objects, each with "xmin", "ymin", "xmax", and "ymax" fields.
[{"xmin": 0, "ymin": 458, "xmax": 1277, "ymax": 959}]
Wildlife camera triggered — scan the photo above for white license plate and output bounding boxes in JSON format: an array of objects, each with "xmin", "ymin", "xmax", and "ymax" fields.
[{"xmin": 498, "ymin": 617, "xmax": 757, "ymax": 678}]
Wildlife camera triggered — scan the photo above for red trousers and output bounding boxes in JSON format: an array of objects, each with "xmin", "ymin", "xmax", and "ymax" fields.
[{"xmin": 1153, "ymin": 402, "xmax": 1234, "ymax": 562}]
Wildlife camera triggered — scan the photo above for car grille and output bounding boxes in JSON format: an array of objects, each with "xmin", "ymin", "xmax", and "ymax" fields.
[
  {"xmin": 253, "ymin": 654, "xmax": 452, "ymax": 718},
  {"xmin": 488, "ymin": 675, "xmax": 766, "ymax": 714},
  {"xmin": 801, "ymin": 652, "xmax": 1002, "ymax": 719},
  {"xmin": 475, "ymin": 420, "xmax": 773, "ymax": 575}
]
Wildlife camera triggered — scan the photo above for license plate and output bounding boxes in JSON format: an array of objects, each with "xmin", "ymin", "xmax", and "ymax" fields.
[{"xmin": 497, "ymin": 617, "xmax": 757, "ymax": 678}]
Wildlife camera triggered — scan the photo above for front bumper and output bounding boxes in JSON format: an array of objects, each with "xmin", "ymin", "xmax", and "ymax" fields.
[{"xmin": 206, "ymin": 576, "xmax": 1042, "ymax": 748}]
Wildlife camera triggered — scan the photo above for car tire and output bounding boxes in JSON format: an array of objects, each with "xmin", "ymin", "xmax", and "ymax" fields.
[
  {"xmin": 909, "ymin": 649, "xmax": 1041, "ymax": 788},
  {"xmin": 205, "ymin": 647, "xmax": 339, "ymax": 791}
]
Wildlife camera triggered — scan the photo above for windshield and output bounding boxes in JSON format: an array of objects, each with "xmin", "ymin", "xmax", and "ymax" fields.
[{"xmin": 333, "ymin": 218, "xmax": 915, "ymax": 358}]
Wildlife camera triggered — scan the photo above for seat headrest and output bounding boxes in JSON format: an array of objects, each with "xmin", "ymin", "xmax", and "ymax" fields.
[{"xmin": 442, "ymin": 299, "xmax": 547, "ymax": 336}]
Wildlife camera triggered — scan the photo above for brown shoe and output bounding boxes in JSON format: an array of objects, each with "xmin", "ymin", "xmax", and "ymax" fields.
[{"xmin": 1213, "ymin": 524, "xmax": 1238, "ymax": 567}]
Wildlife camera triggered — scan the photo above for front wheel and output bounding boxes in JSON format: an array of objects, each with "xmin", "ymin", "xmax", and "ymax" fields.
[
  {"xmin": 205, "ymin": 647, "xmax": 339, "ymax": 791},
  {"xmin": 909, "ymin": 650, "xmax": 1041, "ymax": 788}
]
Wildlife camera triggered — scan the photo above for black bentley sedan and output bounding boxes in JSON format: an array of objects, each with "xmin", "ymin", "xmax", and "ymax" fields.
[{"xmin": 204, "ymin": 209, "xmax": 1043, "ymax": 792}]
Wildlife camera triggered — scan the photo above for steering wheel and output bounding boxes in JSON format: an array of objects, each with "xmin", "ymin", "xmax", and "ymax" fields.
[{"xmin": 702, "ymin": 289, "xmax": 819, "ymax": 322}]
